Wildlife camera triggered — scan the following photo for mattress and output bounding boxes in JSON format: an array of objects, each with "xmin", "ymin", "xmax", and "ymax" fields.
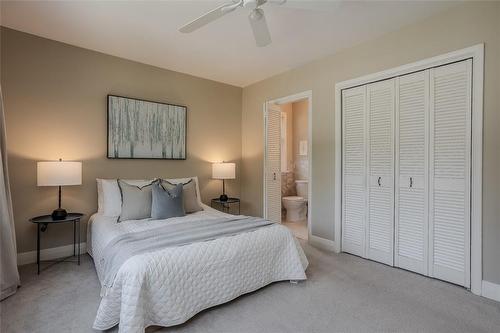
[{"xmin": 88, "ymin": 204, "xmax": 308, "ymax": 332}]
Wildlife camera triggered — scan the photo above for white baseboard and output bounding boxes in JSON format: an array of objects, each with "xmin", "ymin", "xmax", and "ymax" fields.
[
  {"xmin": 17, "ymin": 242, "xmax": 87, "ymax": 266},
  {"xmin": 308, "ymin": 234, "xmax": 336, "ymax": 252},
  {"xmin": 482, "ymin": 280, "xmax": 500, "ymax": 302}
]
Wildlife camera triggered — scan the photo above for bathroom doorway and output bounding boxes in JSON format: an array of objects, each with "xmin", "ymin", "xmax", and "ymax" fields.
[{"xmin": 263, "ymin": 91, "xmax": 312, "ymax": 241}]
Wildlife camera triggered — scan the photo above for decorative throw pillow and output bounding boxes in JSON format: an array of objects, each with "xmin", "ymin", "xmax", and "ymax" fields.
[
  {"xmin": 97, "ymin": 179, "xmax": 154, "ymax": 217},
  {"xmin": 117, "ymin": 180, "xmax": 154, "ymax": 222},
  {"xmin": 151, "ymin": 182, "xmax": 185, "ymax": 220},
  {"xmin": 161, "ymin": 179, "xmax": 203, "ymax": 213}
]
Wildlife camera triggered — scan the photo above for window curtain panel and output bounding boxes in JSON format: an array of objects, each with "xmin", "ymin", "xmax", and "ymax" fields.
[{"xmin": 0, "ymin": 86, "xmax": 20, "ymax": 300}]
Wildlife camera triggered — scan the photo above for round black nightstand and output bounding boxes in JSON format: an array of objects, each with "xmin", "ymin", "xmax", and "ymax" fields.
[
  {"xmin": 29, "ymin": 213, "xmax": 84, "ymax": 274},
  {"xmin": 211, "ymin": 198, "xmax": 240, "ymax": 215}
]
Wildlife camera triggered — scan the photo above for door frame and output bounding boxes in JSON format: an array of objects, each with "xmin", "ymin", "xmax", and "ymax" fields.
[
  {"xmin": 264, "ymin": 90, "xmax": 313, "ymax": 238},
  {"xmin": 334, "ymin": 44, "xmax": 484, "ymax": 295}
]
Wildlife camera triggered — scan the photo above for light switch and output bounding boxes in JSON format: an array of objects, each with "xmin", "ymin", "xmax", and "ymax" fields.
[{"xmin": 299, "ymin": 140, "xmax": 308, "ymax": 156}]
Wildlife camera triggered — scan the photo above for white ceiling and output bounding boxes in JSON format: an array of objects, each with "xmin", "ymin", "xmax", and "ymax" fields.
[{"xmin": 0, "ymin": 1, "xmax": 457, "ymax": 87}]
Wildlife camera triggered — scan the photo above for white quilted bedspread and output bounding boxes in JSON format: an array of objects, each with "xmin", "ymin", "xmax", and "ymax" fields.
[{"xmin": 87, "ymin": 206, "xmax": 308, "ymax": 332}]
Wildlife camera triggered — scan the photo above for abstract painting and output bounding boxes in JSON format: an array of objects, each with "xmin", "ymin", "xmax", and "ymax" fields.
[{"xmin": 107, "ymin": 95, "xmax": 186, "ymax": 159}]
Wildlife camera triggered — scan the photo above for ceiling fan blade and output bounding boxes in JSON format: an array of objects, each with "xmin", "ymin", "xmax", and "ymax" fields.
[
  {"xmin": 248, "ymin": 9, "xmax": 271, "ymax": 47},
  {"xmin": 179, "ymin": 3, "xmax": 238, "ymax": 33}
]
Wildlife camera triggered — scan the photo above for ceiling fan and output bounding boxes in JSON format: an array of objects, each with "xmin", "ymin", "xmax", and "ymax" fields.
[{"xmin": 179, "ymin": 0, "xmax": 288, "ymax": 47}]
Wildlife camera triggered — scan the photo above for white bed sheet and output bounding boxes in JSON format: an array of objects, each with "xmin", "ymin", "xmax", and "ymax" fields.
[{"xmin": 87, "ymin": 204, "xmax": 308, "ymax": 332}]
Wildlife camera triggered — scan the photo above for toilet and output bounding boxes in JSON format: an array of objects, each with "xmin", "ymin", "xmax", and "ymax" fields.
[{"xmin": 282, "ymin": 180, "xmax": 308, "ymax": 222}]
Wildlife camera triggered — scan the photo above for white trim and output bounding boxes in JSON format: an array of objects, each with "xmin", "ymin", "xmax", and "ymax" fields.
[
  {"xmin": 280, "ymin": 111, "xmax": 288, "ymax": 172},
  {"xmin": 17, "ymin": 242, "xmax": 87, "ymax": 266},
  {"xmin": 481, "ymin": 281, "xmax": 500, "ymax": 302},
  {"xmin": 272, "ymin": 91, "xmax": 311, "ymax": 105},
  {"xmin": 334, "ymin": 83, "xmax": 342, "ymax": 253},
  {"xmin": 263, "ymin": 103, "xmax": 268, "ymax": 219},
  {"xmin": 264, "ymin": 90, "xmax": 313, "ymax": 240},
  {"xmin": 306, "ymin": 91, "xmax": 313, "ymax": 240},
  {"xmin": 309, "ymin": 235, "xmax": 336, "ymax": 252},
  {"xmin": 335, "ymin": 44, "xmax": 483, "ymax": 91},
  {"xmin": 470, "ymin": 45, "xmax": 484, "ymax": 295},
  {"xmin": 334, "ymin": 44, "xmax": 484, "ymax": 294}
]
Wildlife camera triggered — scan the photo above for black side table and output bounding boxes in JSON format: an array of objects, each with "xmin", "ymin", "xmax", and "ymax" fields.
[
  {"xmin": 29, "ymin": 213, "xmax": 84, "ymax": 274},
  {"xmin": 211, "ymin": 198, "xmax": 240, "ymax": 215}
]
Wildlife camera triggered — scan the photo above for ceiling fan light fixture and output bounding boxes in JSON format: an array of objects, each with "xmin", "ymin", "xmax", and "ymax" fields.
[
  {"xmin": 249, "ymin": 8, "xmax": 264, "ymax": 21},
  {"xmin": 221, "ymin": 0, "xmax": 243, "ymax": 13},
  {"xmin": 243, "ymin": 0, "xmax": 260, "ymax": 9}
]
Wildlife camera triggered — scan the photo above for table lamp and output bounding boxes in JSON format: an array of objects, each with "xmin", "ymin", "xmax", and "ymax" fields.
[
  {"xmin": 212, "ymin": 162, "xmax": 235, "ymax": 202},
  {"xmin": 37, "ymin": 159, "xmax": 82, "ymax": 220}
]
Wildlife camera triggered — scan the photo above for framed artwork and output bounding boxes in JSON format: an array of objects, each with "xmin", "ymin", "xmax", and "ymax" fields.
[{"xmin": 107, "ymin": 95, "xmax": 187, "ymax": 159}]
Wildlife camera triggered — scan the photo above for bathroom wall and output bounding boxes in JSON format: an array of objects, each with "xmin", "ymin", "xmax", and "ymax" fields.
[
  {"xmin": 292, "ymin": 100, "xmax": 308, "ymax": 180},
  {"xmin": 281, "ymin": 171, "xmax": 295, "ymax": 197}
]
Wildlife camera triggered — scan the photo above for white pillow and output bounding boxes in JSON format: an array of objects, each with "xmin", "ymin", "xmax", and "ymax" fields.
[
  {"xmin": 96, "ymin": 179, "xmax": 153, "ymax": 217},
  {"xmin": 96, "ymin": 177, "xmax": 202, "ymax": 217}
]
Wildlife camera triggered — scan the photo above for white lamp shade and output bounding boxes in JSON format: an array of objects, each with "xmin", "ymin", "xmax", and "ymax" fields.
[
  {"xmin": 212, "ymin": 162, "xmax": 236, "ymax": 180},
  {"xmin": 37, "ymin": 161, "xmax": 82, "ymax": 186}
]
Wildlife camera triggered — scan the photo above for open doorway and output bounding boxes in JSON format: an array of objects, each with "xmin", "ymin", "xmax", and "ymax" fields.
[{"xmin": 264, "ymin": 91, "xmax": 312, "ymax": 241}]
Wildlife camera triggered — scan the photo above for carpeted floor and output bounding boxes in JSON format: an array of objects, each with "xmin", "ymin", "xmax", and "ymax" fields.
[{"xmin": 1, "ymin": 242, "xmax": 499, "ymax": 333}]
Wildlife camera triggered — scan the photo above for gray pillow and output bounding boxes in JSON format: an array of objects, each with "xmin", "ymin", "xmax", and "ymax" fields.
[
  {"xmin": 151, "ymin": 182, "xmax": 185, "ymax": 220},
  {"xmin": 117, "ymin": 180, "xmax": 154, "ymax": 222},
  {"xmin": 161, "ymin": 179, "xmax": 203, "ymax": 213}
]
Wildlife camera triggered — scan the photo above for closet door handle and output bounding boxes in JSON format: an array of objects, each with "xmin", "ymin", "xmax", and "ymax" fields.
[
  {"xmin": 377, "ymin": 177, "xmax": 381, "ymax": 187},
  {"xmin": 273, "ymin": 172, "xmax": 277, "ymax": 181},
  {"xmin": 409, "ymin": 177, "xmax": 413, "ymax": 188}
]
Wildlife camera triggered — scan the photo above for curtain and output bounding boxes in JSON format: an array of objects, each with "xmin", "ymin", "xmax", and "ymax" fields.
[{"xmin": 0, "ymin": 85, "xmax": 20, "ymax": 300}]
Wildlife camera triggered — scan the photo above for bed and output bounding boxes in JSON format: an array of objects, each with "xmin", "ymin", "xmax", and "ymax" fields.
[{"xmin": 87, "ymin": 177, "xmax": 308, "ymax": 333}]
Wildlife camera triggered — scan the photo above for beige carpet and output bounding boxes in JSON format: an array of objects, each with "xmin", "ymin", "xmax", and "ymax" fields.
[{"xmin": 1, "ymin": 242, "xmax": 499, "ymax": 333}]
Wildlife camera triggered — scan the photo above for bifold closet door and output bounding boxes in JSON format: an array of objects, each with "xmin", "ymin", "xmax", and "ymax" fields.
[
  {"xmin": 341, "ymin": 86, "xmax": 366, "ymax": 257},
  {"xmin": 264, "ymin": 106, "xmax": 282, "ymax": 224},
  {"xmin": 366, "ymin": 79, "xmax": 395, "ymax": 266},
  {"xmin": 395, "ymin": 71, "xmax": 429, "ymax": 275},
  {"xmin": 429, "ymin": 60, "xmax": 472, "ymax": 287}
]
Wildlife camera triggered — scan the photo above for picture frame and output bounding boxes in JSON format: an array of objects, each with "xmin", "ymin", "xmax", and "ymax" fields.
[{"xmin": 107, "ymin": 95, "xmax": 187, "ymax": 160}]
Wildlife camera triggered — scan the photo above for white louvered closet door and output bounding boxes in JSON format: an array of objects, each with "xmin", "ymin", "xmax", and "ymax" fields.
[
  {"xmin": 395, "ymin": 71, "xmax": 429, "ymax": 275},
  {"xmin": 366, "ymin": 79, "xmax": 395, "ymax": 266},
  {"xmin": 341, "ymin": 86, "xmax": 367, "ymax": 257},
  {"xmin": 264, "ymin": 106, "xmax": 282, "ymax": 223},
  {"xmin": 429, "ymin": 60, "xmax": 472, "ymax": 287}
]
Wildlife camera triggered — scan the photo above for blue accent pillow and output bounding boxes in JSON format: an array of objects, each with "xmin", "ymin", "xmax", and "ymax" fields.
[{"xmin": 151, "ymin": 181, "xmax": 186, "ymax": 220}]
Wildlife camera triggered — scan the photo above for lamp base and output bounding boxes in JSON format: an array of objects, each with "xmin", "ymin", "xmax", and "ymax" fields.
[
  {"xmin": 51, "ymin": 208, "xmax": 68, "ymax": 220},
  {"xmin": 219, "ymin": 194, "xmax": 229, "ymax": 202}
]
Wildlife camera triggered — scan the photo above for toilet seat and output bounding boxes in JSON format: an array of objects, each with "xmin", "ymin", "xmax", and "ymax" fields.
[{"xmin": 283, "ymin": 196, "xmax": 305, "ymax": 202}]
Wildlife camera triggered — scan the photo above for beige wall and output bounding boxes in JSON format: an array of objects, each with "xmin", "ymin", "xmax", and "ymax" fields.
[
  {"xmin": 241, "ymin": 2, "xmax": 500, "ymax": 284},
  {"xmin": 1, "ymin": 27, "xmax": 242, "ymax": 253},
  {"xmin": 292, "ymin": 100, "xmax": 308, "ymax": 180}
]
